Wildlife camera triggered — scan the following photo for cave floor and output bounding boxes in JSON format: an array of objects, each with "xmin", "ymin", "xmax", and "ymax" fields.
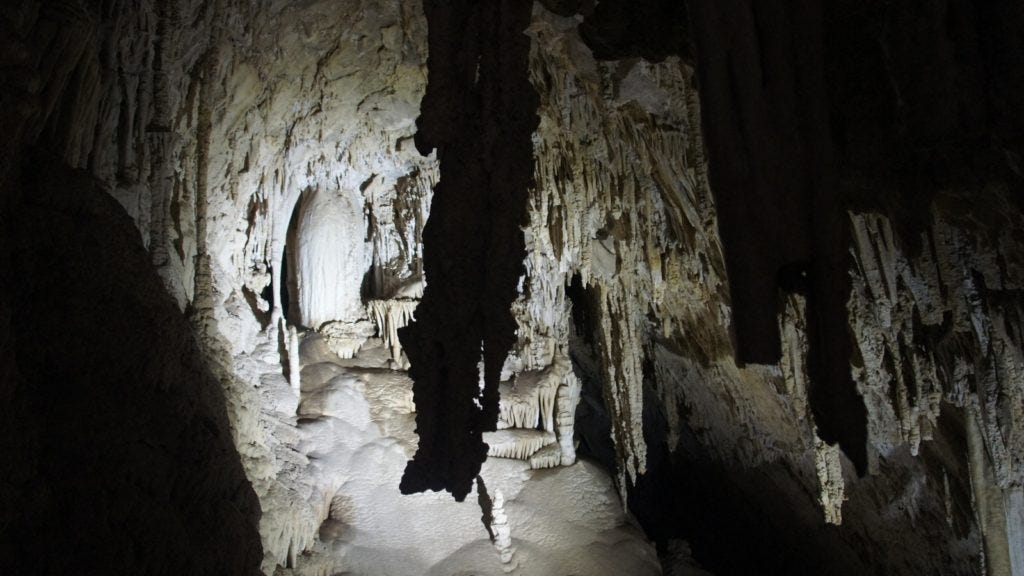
[{"xmin": 246, "ymin": 329, "xmax": 662, "ymax": 576}]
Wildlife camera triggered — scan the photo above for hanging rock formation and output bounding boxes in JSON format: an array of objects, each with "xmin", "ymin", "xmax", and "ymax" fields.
[
  {"xmin": 685, "ymin": 0, "xmax": 867, "ymax": 474},
  {"xmin": 398, "ymin": 0, "xmax": 540, "ymax": 501}
]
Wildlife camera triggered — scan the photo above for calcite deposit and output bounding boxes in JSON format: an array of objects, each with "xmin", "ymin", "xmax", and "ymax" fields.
[{"xmin": 1, "ymin": 1, "xmax": 1023, "ymax": 575}]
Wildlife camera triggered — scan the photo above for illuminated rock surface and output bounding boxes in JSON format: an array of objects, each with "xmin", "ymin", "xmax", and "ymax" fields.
[{"xmin": 1, "ymin": 1, "xmax": 1023, "ymax": 575}]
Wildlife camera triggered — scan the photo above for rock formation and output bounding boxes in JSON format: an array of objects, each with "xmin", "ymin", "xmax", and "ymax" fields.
[
  {"xmin": 397, "ymin": 0, "xmax": 541, "ymax": 502},
  {"xmin": 1, "ymin": 0, "xmax": 1023, "ymax": 575}
]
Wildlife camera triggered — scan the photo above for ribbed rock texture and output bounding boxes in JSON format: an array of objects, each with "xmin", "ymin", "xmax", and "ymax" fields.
[{"xmin": 2, "ymin": 1, "xmax": 1023, "ymax": 575}]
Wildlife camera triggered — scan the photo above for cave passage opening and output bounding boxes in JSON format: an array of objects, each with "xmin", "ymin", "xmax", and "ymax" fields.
[{"xmin": 565, "ymin": 274, "xmax": 618, "ymax": 475}]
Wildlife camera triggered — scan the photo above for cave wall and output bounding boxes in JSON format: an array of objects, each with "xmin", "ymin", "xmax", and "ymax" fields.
[
  {"xmin": 0, "ymin": 0, "xmax": 436, "ymax": 571},
  {"xmin": 0, "ymin": 151, "xmax": 263, "ymax": 573},
  {"xmin": 0, "ymin": 4, "xmax": 264, "ymax": 574},
  {"xmin": 515, "ymin": 7, "xmax": 1005, "ymax": 574},
  {"xmin": 2, "ymin": 0, "xmax": 1024, "ymax": 575}
]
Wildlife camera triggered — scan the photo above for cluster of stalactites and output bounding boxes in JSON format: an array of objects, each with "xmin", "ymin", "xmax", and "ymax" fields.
[
  {"xmin": 483, "ymin": 355, "xmax": 580, "ymax": 469},
  {"xmin": 367, "ymin": 299, "xmax": 419, "ymax": 369}
]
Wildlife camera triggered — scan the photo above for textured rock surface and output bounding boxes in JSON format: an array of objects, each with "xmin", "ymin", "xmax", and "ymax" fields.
[
  {"xmin": 3, "ymin": 0, "xmax": 1024, "ymax": 575},
  {"xmin": 285, "ymin": 334, "xmax": 659, "ymax": 576},
  {"xmin": 1, "ymin": 0, "xmax": 436, "ymax": 571}
]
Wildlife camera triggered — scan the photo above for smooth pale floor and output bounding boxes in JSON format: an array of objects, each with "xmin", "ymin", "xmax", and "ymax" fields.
[{"xmin": 293, "ymin": 334, "xmax": 662, "ymax": 576}]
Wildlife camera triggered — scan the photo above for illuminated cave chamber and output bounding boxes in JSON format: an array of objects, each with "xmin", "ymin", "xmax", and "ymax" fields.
[{"xmin": 2, "ymin": 1, "xmax": 1024, "ymax": 576}]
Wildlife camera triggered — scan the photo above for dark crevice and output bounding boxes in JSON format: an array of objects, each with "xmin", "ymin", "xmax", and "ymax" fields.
[
  {"xmin": 922, "ymin": 404, "xmax": 975, "ymax": 539},
  {"xmin": 898, "ymin": 337, "xmax": 919, "ymax": 406},
  {"xmin": 280, "ymin": 191, "xmax": 304, "ymax": 326},
  {"xmin": 566, "ymin": 275, "xmax": 617, "ymax": 471},
  {"xmin": 278, "ymin": 250, "xmax": 290, "ymax": 324},
  {"xmin": 241, "ymin": 285, "xmax": 271, "ymax": 330}
]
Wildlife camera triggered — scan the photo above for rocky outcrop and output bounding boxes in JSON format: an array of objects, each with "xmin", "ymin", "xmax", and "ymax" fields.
[{"xmin": 847, "ymin": 203, "xmax": 1024, "ymax": 574}]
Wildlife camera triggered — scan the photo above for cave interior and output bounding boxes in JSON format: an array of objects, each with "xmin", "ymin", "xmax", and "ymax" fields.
[{"xmin": 1, "ymin": 0, "xmax": 1023, "ymax": 575}]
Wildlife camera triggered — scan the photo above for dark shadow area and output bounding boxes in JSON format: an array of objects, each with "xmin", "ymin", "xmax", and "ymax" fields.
[
  {"xmin": 826, "ymin": 0, "xmax": 1024, "ymax": 249},
  {"xmin": 0, "ymin": 151, "xmax": 263, "ymax": 576},
  {"xmin": 621, "ymin": 356, "xmax": 974, "ymax": 576},
  {"xmin": 280, "ymin": 250, "xmax": 291, "ymax": 322},
  {"xmin": 575, "ymin": 0, "xmax": 692, "ymax": 63},
  {"xmin": 566, "ymin": 274, "xmax": 617, "ymax": 470},
  {"xmin": 475, "ymin": 476, "xmax": 496, "ymax": 542},
  {"xmin": 281, "ymin": 192, "xmax": 305, "ymax": 326}
]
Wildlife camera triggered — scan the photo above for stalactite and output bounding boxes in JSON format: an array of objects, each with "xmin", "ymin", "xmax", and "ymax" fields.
[
  {"xmin": 368, "ymin": 299, "xmax": 418, "ymax": 368},
  {"xmin": 487, "ymin": 354, "xmax": 580, "ymax": 466},
  {"xmin": 497, "ymin": 364, "xmax": 562, "ymax": 432},
  {"xmin": 483, "ymin": 429, "xmax": 556, "ymax": 460},
  {"xmin": 398, "ymin": 0, "xmax": 540, "ymax": 501},
  {"xmin": 320, "ymin": 319, "xmax": 375, "ymax": 360},
  {"xmin": 686, "ymin": 0, "xmax": 868, "ymax": 475}
]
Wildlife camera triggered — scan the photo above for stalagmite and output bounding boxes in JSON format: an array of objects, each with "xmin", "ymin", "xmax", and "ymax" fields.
[
  {"xmin": 289, "ymin": 325, "xmax": 301, "ymax": 394},
  {"xmin": 815, "ymin": 438, "xmax": 845, "ymax": 525},
  {"xmin": 1007, "ymin": 488, "xmax": 1024, "ymax": 576},
  {"xmin": 556, "ymin": 372, "xmax": 581, "ymax": 465},
  {"xmin": 288, "ymin": 187, "xmax": 371, "ymax": 329},
  {"xmin": 968, "ymin": 408, "xmax": 1014, "ymax": 576},
  {"xmin": 491, "ymin": 489, "xmax": 516, "ymax": 569}
]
